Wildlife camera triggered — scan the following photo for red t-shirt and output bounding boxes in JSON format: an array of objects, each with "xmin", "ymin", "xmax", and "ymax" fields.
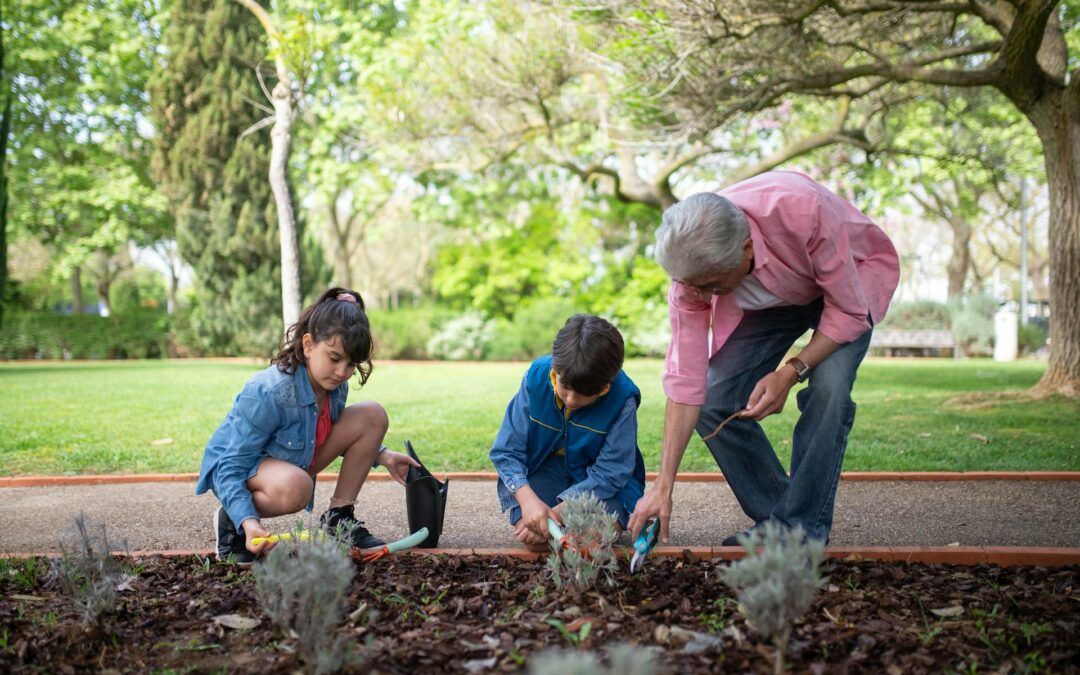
[{"xmin": 310, "ymin": 400, "xmax": 332, "ymax": 469}]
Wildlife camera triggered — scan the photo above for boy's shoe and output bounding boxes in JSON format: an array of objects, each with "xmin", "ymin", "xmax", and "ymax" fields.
[
  {"xmin": 214, "ymin": 506, "xmax": 255, "ymax": 567},
  {"xmin": 319, "ymin": 505, "xmax": 385, "ymax": 549}
]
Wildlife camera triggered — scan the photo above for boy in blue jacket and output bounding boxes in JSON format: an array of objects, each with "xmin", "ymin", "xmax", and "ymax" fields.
[{"xmin": 490, "ymin": 314, "xmax": 646, "ymax": 547}]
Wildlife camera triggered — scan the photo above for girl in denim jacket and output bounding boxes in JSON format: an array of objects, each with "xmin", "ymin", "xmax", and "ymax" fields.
[{"xmin": 196, "ymin": 287, "xmax": 419, "ymax": 564}]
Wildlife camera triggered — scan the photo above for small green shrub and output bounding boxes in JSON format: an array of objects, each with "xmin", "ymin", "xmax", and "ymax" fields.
[
  {"xmin": 877, "ymin": 300, "xmax": 952, "ymax": 330},
  {"xmin": 1018, "ymin": 322, "xmax": 1048, "ymax": 354},
  {"xmin": 950, "ymin": 294, "xmax": 997, "ymax": 357},
  {"xmin": 487, "ymin": 299, "xmax": 578, "ymax": 361},
  {"xmin": 368, "ymin": 305, "xmax": 453, "ymax": 360},
  {"xmin": 719, "ymin": 522, "xmax": 824, "ymax": 675},
  {"xmin": 527, "ymin": 643, "xmax": 658, "ymax": 675},
  {"xmin": 48, "ymin": 514, "xmax": 129, "ymax": 627},
  {"xmin": 547, "ymin": 493, "xmax": 619, "ymax": 592},
  {"xmin": 254, "ymin": 527, "xmax": 357, "ymax": 674}
]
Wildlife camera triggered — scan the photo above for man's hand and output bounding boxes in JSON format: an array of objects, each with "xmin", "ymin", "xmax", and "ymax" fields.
[
  {"xmin": 242, "ymin": 518, "xmax": 273, "ymax": 556},
  {"xmin": 515, "ymin": 486, "xmax": 559, "ymax": 545},
  {"xmin": 742, "ymin": 366, "xmax": 799, "ymax": 420},
  {"xmin": 377, "ymin": 450, "xmax": 421, "ymax": 486},
  {"xmin": 628, "ymin": 484, "xmax": 673, "ymax": 544}
]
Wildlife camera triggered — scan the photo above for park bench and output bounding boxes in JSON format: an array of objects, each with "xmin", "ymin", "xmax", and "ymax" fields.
[{"xmin": 870, "ymin": 329, "xmax": 958, "ymax": 357}]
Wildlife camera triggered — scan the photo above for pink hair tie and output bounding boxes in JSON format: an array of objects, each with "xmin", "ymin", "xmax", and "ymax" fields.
[{"xmin": 337, "ymin": 293, "xmax": 358, "ymax": 303}]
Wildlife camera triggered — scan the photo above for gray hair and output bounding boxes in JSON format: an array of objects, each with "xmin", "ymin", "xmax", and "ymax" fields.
[{"xmin": 654, "ymin": 193, "xmax": 749, "ymax": 280}]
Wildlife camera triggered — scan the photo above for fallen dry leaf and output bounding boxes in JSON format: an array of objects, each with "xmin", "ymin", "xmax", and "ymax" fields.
[
  {"xmin": 930, "ymin": 606, "xmax": 964, "ymax": 618},
  {"xmin": 150, "ymin": 438, "xmax": 174, "ymax": 446},
  {"xmin": 969, "ymin": 433, "xmax": 990, "ymax": 444},
  {"xmin": 212, "ymin": 614, "xmax": 260, "ymax": 630}
]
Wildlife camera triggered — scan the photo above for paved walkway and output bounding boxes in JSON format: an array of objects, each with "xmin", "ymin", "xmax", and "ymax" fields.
[{"xmin": 1, "ymin": 478, "xmax": 1078, "ymax": 553}]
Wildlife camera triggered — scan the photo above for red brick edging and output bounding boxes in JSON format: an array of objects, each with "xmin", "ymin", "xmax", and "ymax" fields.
[
  {"xmin": 2, "ymin": 471, "xmax": 1078, "ymax": 488},
  {"xmin": 2, "ymin": 546, "xmax": 1076, "ymax": 567}
]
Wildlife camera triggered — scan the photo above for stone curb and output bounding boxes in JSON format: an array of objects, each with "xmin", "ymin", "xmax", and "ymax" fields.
[
  {"xmin": 4, "ymin": 546, "xmax": 1077, "ymax": 567},
  {"xmin": 2, "ymin": 471, "xmax": 1078, "ymax": 488}
]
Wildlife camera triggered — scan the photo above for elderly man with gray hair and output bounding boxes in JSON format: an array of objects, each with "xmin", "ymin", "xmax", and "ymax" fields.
[{"xmin": 628, "ymin": 170, "xmax": 899, "ymax": 546}]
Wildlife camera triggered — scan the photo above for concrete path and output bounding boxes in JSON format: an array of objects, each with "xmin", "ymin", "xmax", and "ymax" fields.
[{"xmin": 1, "ymin": 479, "xmax": 1078, "ymax": 553}]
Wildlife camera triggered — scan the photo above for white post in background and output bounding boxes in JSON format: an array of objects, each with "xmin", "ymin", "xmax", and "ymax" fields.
[
  {"xmin": 994, "ymin": 307, "xmax": 1018, "ymax": 362},
  {"xmin": 1019, "ymin": 177, "xmax": 1029, "ymax": 326}
]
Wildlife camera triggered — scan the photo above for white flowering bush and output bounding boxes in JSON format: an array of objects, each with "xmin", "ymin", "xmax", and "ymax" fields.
[{"xmin": 426, "ymin": 311, "xmax": 493, "ymax": 360}]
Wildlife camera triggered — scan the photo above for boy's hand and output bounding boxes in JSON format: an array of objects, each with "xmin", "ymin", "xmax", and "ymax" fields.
[
  {"xmin": 242, "ymin": 518, "xmax": 274, "ymax": 556},
  {"xmin": 515, "ymin": 486, "xmax": 560, "ymax": 543},
  {"xmin": 377, "ymin": 450, "xmax": 421, "ymax": 486}
]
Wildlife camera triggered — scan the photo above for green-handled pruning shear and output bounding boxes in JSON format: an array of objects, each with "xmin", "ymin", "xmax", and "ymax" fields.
[
  {"xmin": 358, "ymin": 527, "xmax": 430, "ymax": 562},
  {"xmin": 629, "ymin": 518, "xmax": 660, "ymax": 573}
]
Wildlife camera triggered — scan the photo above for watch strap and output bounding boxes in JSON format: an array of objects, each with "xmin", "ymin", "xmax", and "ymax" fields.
[{"xmin": 786, "ymin": 357, "xmax": 810, "ymax": 383}]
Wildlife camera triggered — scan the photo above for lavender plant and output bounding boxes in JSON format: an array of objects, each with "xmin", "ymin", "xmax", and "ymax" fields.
[
  {"xmin": 719, "ymin": 521, "xmax": 824, "ymax": 675},
  {"xmin": 528, "ymin": 643, "xmax": 658, "ymax": 675},
  {"xmin": 547, "ymin": 492, "xmax": 619, "ymax": 592},
  {"xmin": 254, "ymin": 524, "xmax": 357, "ymax": 674},
  {"xmin": 49, "ymin": 514, "xmax": 129, "ymax": 627}
]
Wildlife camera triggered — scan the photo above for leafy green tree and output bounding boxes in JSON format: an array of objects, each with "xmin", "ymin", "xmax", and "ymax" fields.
[
  {"xmin": 593, "ymin": 0, "xmax": 1080, "ymax": 395},
  {"xmin": 150, "ymin": 0, "xmax": 284, "ymax": 355},
  {"xmin": 4, "ymin": 0, "xmax": 167, "ymax": 316},
  {"xmin": 0, "ymin": 0, "xmax": 10, "ymax": 327}
]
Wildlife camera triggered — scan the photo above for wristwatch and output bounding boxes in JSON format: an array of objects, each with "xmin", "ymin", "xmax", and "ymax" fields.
[{"xmin": 785, "ymin": 357, "xmax": 811, "ymax": 383}]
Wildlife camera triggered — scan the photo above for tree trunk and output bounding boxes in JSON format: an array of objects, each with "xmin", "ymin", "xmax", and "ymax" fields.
[
  {"xmin": 946, "ymin": 217, "xmax": 972, "ymax": 301},
  {"xmin": 1029, "ymin": 91, "xmax": 1080, "ymax": 396},
  {"xmin": 334, "ymin": 244, "xmax": 351, "ymax": 289},
  {"xmin": 0, "ymin": 3, "xmax": 8, "ymax": 330},
  {"xmin": 166, "ymin": 266, "xmax": 178, "ymax": 315},
  {"xmin": 96, "ymin": 278, "xmax": 112, "ymax": 317},
  {"xmin": 71, "ymin": 267, "xmax": 83, "ymax": 314},
  {"xmin": 269, "ymin": 77, "xmax": 301, "ymax": 329}
]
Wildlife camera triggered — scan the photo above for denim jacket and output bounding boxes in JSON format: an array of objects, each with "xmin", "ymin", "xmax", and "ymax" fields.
[
  {"xmin": 196, "ymin": 364, "xmax": 348, "ymax": 532},
  {"xmin": 490, "ymin": 357, "xmax": 644, "ymax": 515}
]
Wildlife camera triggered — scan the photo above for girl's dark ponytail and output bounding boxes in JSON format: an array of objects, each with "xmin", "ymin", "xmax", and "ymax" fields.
[{"xmin": 273, "ymin": 287, "xmax": 374, "ymax": 385}]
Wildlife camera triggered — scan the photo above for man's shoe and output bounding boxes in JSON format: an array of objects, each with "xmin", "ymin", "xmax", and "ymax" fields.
[
  {"xmin": 214, "ymin": 506, "xmax": 255, "ymax": 566},
  {"xmin": 721, "ymin": 521, "xmax": 830, "ymax": 547},
  {"xmin": 721, "ymin": 528, "xmax": 755, "ymax": 547},
  {"xmin": 319, "ymin": 505, "xmax": 385, "ymax": 549}
]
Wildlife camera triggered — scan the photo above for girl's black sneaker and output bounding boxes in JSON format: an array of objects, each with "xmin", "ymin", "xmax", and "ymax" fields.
[
  {"xmin": 318, "ymin": 505, "xmax": 385, "ymax": 549},
  {"xmin": 214, "ymin": 506, "xmax": 255, "ymax": 566}
]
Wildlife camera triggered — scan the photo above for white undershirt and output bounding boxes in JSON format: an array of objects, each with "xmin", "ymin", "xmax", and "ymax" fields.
[{"xmin": 733, "ymin": 274, "xmax": 790, "ymax": 310}]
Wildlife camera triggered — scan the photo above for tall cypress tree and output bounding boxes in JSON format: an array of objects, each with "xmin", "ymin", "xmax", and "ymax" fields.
[{"xmin": 150, "ymin": 0, "xmax": 282, "ymax": 356}]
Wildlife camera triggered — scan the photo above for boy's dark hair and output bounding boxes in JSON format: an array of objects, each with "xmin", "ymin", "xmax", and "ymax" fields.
[
  {"xmin": 273, "ymin": 287, "xmax": 374, "ymax": 385},
  {"xmin": 551, "ymin": 314, "xmax": 624, "ymax": 396}
]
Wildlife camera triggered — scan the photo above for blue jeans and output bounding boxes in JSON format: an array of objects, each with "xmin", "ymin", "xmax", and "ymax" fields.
[
  {"xmin": 697, "ymin": 298, "xmax": 872, "ymax": 542},
  {"xmin": 506, "ymin": 451, "xmax": 630, "ymax": 528}
]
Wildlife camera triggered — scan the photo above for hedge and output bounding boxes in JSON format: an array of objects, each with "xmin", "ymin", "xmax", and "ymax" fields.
[{"xmin": 0, "ymin": 310, "xmax": 171, "ymax": 360}]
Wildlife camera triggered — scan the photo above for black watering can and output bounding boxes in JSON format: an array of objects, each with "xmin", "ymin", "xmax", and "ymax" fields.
[{"xmin": 403, "ymin": 440, "xmax": 448, "ymax": 548}]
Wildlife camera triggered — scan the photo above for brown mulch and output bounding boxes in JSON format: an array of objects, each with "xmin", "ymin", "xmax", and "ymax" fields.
[{"xmin": 0, "ymin": 554, "xmax": 1076, "ymax": 673}]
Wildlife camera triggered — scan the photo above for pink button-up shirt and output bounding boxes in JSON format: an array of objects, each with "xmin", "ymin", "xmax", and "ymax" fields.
[{"xmin": 663, "ymin": 171, "xmax": 900, "ymax": 405}]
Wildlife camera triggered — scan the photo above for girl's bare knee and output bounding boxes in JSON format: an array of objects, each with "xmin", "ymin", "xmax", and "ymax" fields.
[{"xmin": 348, "ymin": 401, "xmax": 389, "ymax": 433}]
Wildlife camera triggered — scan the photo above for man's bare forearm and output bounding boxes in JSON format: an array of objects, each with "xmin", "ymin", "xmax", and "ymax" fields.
[
  {"xmin": 656, "ymin": 398, "xmax": 701, "ymax": 491},
  {"xmin": 792, "ymin": 331, "xmax": 840, "ymax": 370}
]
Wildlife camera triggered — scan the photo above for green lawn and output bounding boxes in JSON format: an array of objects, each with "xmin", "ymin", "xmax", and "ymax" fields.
[{"xmin": 0, "ymin": 358, "xmax": 1076, "ymax": 476}]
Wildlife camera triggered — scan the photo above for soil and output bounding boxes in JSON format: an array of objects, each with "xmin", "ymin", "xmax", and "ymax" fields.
[{"xmin": 0, "ymin": 553, "xmax": 1076, "ymax": 673}]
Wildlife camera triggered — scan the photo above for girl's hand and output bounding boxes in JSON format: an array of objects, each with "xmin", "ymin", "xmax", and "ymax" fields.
[
  {"xmin": 242, "ymin": 518, "xmax": 274, "ymax": 556},
  {"xmin": 377, "ymin": 450, "xmax": 421, "ymax": 486}
]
